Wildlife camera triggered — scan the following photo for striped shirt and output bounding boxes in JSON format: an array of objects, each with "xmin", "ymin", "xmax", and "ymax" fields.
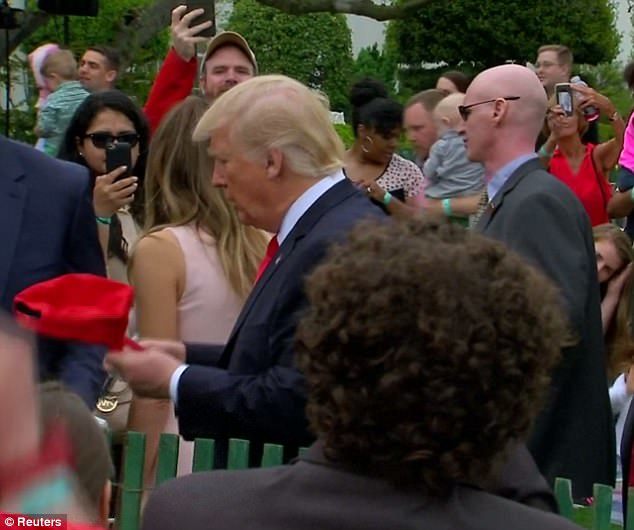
[{"xmin": 37, "ymin": 81, "xmax": 89, "ymax": 156}]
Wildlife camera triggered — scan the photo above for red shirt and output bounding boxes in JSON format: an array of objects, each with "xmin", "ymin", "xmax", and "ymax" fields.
[
  {"xmin": 548, "ymin": 144, "xmax": 612, "ymax": 226},
  {"xmin": 143, "ymin": 49, "xmax": 198, "ymax": 134}
]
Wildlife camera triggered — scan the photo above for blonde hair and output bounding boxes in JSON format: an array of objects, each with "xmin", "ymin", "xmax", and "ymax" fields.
[
  {"xmin": 193, "ymin": 75, "xmax": 344, "ymax": 178},
  {"xmin": 593, "ymin": 224, "xmax": 634, "ymax": 379},
  {"xmin": 40, "ymin": 49, "xmax": 77, "ymax": 81},
  {"xmin": 142, "ymin": 96, "xmax": 268, "ymax": 299},
  {"xmin": 433, "ymin": 92, "xmax": 464, "ymax": 127},
  {"xmin": 537, "ymin": 44, "xmax": 573, "ymax": 70},
  {"xmin": 311, "ymin": 88, "xmax": 331, "ymax": 110}
]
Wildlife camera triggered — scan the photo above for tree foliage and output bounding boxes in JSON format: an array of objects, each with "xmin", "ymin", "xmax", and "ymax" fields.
[
  {"xmin": 22, "ymin": 0, "xmax": 169, "ymax": 104},
  {"xmin": 3, "ymin": 0, "xmax": 171, "ymax": 142},
  {"xmin": 388, "ymin": 0, "xmax": 619, "ymax": 93},
  {"xmin": 227, "ymin": 0, "xmax": 354, "ymax": 111},
  {"xmin": 255, "ymin": 0, "xmax": 434, "ymax": 20},
  {"xmin": 352, "ymin": 44, "xmax": 397, "ymax": 94}
]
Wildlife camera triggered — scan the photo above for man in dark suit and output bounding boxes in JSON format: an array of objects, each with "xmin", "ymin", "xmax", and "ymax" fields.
[
  {"xmin": 141, "ymin": 218, "xmax": 580, "ymax": 530},
  {"xmin": 462, "ymin": 64, "xmax": 614, "ymax": 498},
  {"xmin": 106, "ymin": 75, "xmax": 384, "ymax": 454},
  {"xmin": 0, "ymin": 135, "xmax": 107, "ymax": 406}
]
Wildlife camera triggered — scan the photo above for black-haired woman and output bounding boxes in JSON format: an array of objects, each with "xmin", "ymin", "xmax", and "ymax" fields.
[
  {"xmin": 343, "ymin": 78, "xmax": 423, "ymax": 216},
  {"xmin": 58, "ymin": 90, "xmax": 149, "ymax": 280}
]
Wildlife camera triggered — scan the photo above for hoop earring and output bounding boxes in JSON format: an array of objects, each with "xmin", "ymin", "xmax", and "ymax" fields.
[{"xmin": 361, "ymin": 136, "xmax": 374, "ymax": 154}]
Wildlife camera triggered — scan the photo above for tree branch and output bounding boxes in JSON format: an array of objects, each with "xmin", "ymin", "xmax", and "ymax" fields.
[
  {"xmin": 254, "ymin": 0, "xmax": 435, "ymax": 20},
  {"xmin": 0, "ymin": 11, "xmax": 51, "ymax": 67},
  {"xmin": 111, "ymin": 0, "xmax": 174, "ymax": 71}
]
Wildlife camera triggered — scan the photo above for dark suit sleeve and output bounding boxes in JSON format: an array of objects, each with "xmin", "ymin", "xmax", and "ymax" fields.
[
  {"xmin": 58, "ymin": 164, "xmax": 107, "ymax": 407},
  {"xmin": 176, "ymin": 362, "xmax": 307, "ymax": 443},
  {"xmin": 176, "ymin": 289, "xmax": 309, "ymax": 443},
  {"xmin": 499, "ymin": 191, "xmax": 590, "ymax": 336},
  {"xmin": 64, "ymin": 165, "xmax": 106, "ymax": 276},
  {"xmin": 185, "ymin": 342, "xmax": 225, "ymax": 367}
]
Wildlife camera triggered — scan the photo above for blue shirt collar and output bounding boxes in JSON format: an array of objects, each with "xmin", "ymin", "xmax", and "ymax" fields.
[{"xmin": 487, "ymin": 153, "xmax": 538, "ymax": 201}]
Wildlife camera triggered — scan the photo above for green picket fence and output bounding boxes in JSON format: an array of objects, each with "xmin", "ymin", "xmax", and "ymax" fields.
[
  {"xmin": 553, "ymin": 477, "xmax": 634, "ymax": 530},
  {"xmin": 114, "ymin": 432, "xmax": 631, "ymax": 530},
  {"xmin": 116, "ymin": 433, "xmax": 287, "ymax": 530}
]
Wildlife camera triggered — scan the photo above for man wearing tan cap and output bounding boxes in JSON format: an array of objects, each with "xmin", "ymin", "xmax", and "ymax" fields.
[{"xmin": 144, "ymin": 4, "xmax": 258, "ymax": 133}]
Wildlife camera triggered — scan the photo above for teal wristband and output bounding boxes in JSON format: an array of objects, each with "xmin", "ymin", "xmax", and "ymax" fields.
[
  {"xmin": 383, "ymin": 191, "xmax": 392, "ymax": 206},
  {"xmin": 538, "ymin": 145, "xmax": 553, "ymax": 158},
  {"xmin": 96, "ymin": 215, "xmax": 112, "ymax": 225},
  {"xmin": 442, "ymin": 198, "xmax": 452, "ymax": 217}
]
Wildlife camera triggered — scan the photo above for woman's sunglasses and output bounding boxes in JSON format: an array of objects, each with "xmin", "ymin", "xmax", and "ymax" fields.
[{"xmin": 83, "ymin": 132, "xmax": 140, "ymax": 149}]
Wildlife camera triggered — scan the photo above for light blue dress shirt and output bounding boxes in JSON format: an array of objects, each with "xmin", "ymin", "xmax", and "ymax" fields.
[{"xmin": 487, "ymin": 153, "xmax": 538, "ymax": 201}]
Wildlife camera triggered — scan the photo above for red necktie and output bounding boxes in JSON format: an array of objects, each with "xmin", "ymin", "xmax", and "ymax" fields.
[{"xmin": 255, "ymin": 236, "xmax": 280, "ymax": 284}]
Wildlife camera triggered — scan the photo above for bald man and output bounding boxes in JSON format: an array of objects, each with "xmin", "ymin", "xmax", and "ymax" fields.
[{"xmin": 460, "ymin": 65, "xmax": 613, "ymax": 499}]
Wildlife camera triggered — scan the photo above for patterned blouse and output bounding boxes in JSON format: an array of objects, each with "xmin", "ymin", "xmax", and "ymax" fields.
[{"xmin": 376, "ymin": 153, "xmax": 424, "ymax": 199}]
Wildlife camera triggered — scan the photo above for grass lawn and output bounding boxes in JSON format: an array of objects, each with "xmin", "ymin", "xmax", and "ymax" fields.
[{"xmin": 573, "ymin": 506, "xmax": 622, "ymax": 529}]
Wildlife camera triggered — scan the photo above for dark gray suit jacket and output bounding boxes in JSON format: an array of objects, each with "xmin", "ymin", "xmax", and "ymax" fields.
[
  {"xmin": 476, "ymin": 157, "xmax": 614, "ymax": 498},
  {"xmin": 142, "ymin": 443, "xmax": 581, "ymax": 530}
]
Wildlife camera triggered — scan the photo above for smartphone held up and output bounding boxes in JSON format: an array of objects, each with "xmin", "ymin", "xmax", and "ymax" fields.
[
  {"xmin": 555, "ymin": 83, "xmax": 573, "ymax": 117},
  {"xmin": 106, "ymin": 142, "xmax": 132, "ymax": 182},
  {"xmin": 184, "ymin": 0, "xmax": 216, "ymax": 38}
]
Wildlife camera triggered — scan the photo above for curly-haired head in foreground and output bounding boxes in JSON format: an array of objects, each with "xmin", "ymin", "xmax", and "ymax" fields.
[{"xmin": 296, "ymin": 218, "xmax": 566, "ymax": 498}]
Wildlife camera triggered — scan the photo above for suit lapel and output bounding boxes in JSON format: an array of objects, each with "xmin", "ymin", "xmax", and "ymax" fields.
[
  {"xmin": 0, "ymin": 137, "xmax": 28, "ymax": 302},
  {"xmin": 477, "ymin": 158, "xmax": 543, "ymax": 231},
  {"xmin": 223, "ymin": 179, "xmax": 357, "ymax": 350}
]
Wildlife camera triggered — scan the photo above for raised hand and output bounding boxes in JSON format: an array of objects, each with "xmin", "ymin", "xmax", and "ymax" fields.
[
  {"xmin": 93, "ymin": 166, "xmax": 138, "ymax": 218},
  {"xmin": 170, "ymin": 5, "xmax": 213, "ymax": 62}
]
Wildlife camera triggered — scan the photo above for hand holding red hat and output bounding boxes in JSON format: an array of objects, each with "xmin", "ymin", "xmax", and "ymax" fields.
[{"xmin": 105, "ymin": 346, "xmax": 180, "ymax": 400}]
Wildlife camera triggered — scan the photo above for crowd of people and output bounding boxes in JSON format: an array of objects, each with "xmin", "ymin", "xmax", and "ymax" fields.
[{"xmin": 4, "ymin": 4, "xmax": 634, "ymax": 529}]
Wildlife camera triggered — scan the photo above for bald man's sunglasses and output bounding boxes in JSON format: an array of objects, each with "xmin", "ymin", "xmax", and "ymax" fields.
[{"xmin": 458, "ymin": 96, "xmax": 521, "ymax": 121}]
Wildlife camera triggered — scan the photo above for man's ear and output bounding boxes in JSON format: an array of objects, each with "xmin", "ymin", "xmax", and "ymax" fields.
[
  {"xmin": 265, "ymin": 148, "xmax": 284, "ymax": 179},
  {"xmin": 105, "ymin": 70, "xmax": 118, "ymax": 85},
  {"xmin": 492, "ymin": 99, "xmax": 508, "ymax": 125}
]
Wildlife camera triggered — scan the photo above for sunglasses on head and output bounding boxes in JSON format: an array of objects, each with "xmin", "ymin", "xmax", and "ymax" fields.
[
  {"xmin": 458, "ymin": 96, "xmax": 521, "ymax": 121},
  {"xmin": 83, "ymin": 132, "xmax": 140, "ymax": 149}
]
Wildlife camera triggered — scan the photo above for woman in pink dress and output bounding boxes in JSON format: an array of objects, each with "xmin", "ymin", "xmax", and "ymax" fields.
[{"xmin": 127, "ymin": 96, "xmax": 268, "ymax": 489}]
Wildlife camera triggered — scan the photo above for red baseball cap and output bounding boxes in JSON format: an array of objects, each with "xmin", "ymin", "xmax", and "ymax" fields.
[{"xmin": 13, "ymin": 273, "xmax": 136, "ymax": 350}]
